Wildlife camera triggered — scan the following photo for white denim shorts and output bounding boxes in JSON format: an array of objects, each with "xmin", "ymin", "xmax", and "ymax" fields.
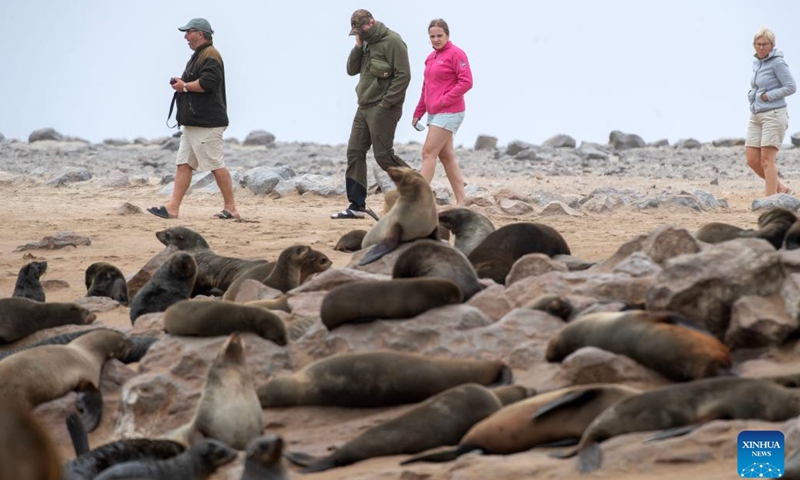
[
  {"xmin": 427, "ymin": 112, "xmax": 466, "ymax": 135},
  {"xmin": 746, "ymin": 107, "xmax": 789, "ymax": 148},
  {"xmin": 176, "ymin": 126, "xmax": 227, "ymax": 171}
]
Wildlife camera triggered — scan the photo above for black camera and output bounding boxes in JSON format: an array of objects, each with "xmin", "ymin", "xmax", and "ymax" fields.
[{"xmin": 169, "ymin": 77, "xmax": 177, "ymax": 85}]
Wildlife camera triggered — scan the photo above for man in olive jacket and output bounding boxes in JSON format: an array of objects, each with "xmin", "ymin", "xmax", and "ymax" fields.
[{"xmin": 331, "ymin": 9, "xmax": 411, "ymax": 220}]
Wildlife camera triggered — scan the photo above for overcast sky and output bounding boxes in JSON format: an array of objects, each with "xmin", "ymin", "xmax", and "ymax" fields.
[{"xmin": 2, "ymin": 1, "xmax": 799, "ymax": 147}]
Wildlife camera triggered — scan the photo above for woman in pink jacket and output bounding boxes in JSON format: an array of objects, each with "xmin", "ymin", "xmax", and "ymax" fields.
[{"xmin": 412, "ymin": 19, "xmax": 473, "ymax": 205}]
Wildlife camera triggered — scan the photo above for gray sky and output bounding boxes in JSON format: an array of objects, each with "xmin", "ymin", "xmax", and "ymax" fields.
[{"xmin": 2, "ymin": 0, "xmax": 799, "ymax": 147}]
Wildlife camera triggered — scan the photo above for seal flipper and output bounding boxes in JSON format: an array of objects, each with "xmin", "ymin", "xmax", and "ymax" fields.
[
  {"xmin": 359, "ymin": 223, "xmax": 403, "ymax": 266},
  {"xmin": 644, "ymin": 424, "xmax": 702, "ymax": 443},
  {"xmin": 66, "ymin": 411, "xmax": 91, "ymax": 456},
  {"xmin": 577, "ymin": 441, "xmax": 602, "ymax": 473},
  {"xmin": 399, "ymin": 444, "xmax": 480, "ymax": 465},
  {"xmin": 488, "ymin": 365, "xmax": 513, "ymax": 387},
  {"xmin": 284, "ymin": 451, "xmax": 338, "ymax": 473},
  {"xmin": 75, "ymin": 382, "xmax": 103, "ymax": 432},
  {"xmin": 532, "ymin": 388, "xmax": 601, "ymax": 420}
]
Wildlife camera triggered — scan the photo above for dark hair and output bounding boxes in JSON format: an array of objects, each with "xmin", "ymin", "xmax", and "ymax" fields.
[{"xmin": 428, "ymin": 19, "xmax": 449, "ymax": 36}]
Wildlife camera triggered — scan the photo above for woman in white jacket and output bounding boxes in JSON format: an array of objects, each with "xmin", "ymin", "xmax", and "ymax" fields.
[{"xmin": 745, "ymin": 27, "xmax": 796, "ymax": 197}]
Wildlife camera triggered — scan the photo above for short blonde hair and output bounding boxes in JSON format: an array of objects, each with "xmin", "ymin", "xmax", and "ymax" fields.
[{"xmin": 754, "ymin": 27, "xmax": 775, "ymax": 46}]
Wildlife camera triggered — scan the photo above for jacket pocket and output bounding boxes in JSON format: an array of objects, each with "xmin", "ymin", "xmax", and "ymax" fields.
[{"xmin": 368, "ymin": 57, "xmax": 394, "ymax": 79}]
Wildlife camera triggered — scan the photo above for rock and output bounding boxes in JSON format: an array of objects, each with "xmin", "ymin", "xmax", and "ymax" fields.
[
  {"xmin": 498, "ymin": 198, "xmax": 533, "ymax": 216},
  {"xmin": 243, "ymin": 130, "xmax": 276, "ymax": 146},
  {"xmin": 752, "ymin": 194, "xmax": 800, "ymax": 211},
  {"xmin": 45, "ymin": 167, "xmax": 91, "ymax": 186},
  {"xmin": 295, "ymin": 174, "xmax": 342, "ymax": 197},
  {"xmin": 114, "ymin": 202, "xmax": 143, "ymax": 215},
  {"xmin": 609, "ymin": 130, "xmax": 646, "ymax": 150},
  {"xmin": 505, "ymin": 140, "xmax": 535, "ymax": 156},
  {"xmin": 542, "ymin": 134, "xmax": 576, "ymax": 149},
  {"xmin": 474, "ymin": 135, "xmax": 498, "ymax": 151},
  {"xmin": 99, "ymin": 170, "xmax": 131, "ymax": 188},
  {"xmin": 539, "ymin": 201, "xmax": 582, "ymax": 217},
  {"xmin": 14, "ymin": 231, "xmax": 92, "ymax": 252},
  {"xmin": 160, "ymin": 137, "xmax": 181, "ymax": 151},
  {"xmin": 242, "ymin": 166, "xmax": 294, "ymax": 195},
  {"xmin": 649, "ymin": 139, "xmax": 670, "ymax": 147},
  {"xmin": 103, "ymin": 138, "xmax": 129, "ymax": 147},
  {"xmin": 791, "ymin": 132, "xmax": 800, "ymax": 148},
  {"xmin": 28, "ymin": 128, "xmax": 64, "ymax": 143},
  {"xmin": 712, "ymin": 137, "xmax": 746, "ymax": 147},
  {"xmin": 559, "ymin": 347, "xmax": 670, "ymax": 386},
  {"xmin": 506, "ymin": 253, "xmax": 569, "ymax": 285},
  {"xmin": 126, "ymin": 245, "xmax": 179, "ymax": 300},
  {"xmin": 673, "ymin": 138, "xmax": 702, "ymax": 149},
  {"xmin": 726, "ymin": 294, "xmax": 798, "ymax": 349}
]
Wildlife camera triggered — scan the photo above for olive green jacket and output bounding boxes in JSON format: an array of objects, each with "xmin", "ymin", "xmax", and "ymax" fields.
[{"xmin": 346, "ymin": 21, "xmax": 411, "ymax": 110}]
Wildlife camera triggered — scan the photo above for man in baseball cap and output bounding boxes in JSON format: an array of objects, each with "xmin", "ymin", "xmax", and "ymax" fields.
[
  {"xmin": 349, "ymin": 9, "xmax": 373, "ymax": 36},
  {"xmin": 178, "ymin": 18, "xmax": 214, "ymax": 34}
]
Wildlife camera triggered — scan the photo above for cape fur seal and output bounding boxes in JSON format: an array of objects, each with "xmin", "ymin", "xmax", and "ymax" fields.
[
  {"xmin": 222, "ymin": 245, "xmax": 332, "ymax": 301},
  {"xmin": 438, "ymin": 207, "xmax": 496, "ymax": 257},
  {"xmin": 392, "ymin": 240, "xmax": 484, "ymax": 301},
  {"xmin": 12, "ymin": 260, "xmax": 47, "ymax": 302},
  {"xmin": 257, "ymin": 350, "xmax": 513, "ymax": 408},
  {"xmin": 129, "ymin": 251, "xmax": 197, "ymax": 324},
  {"xmin": 155, "ymin": 226, "xmax": 268, "ymax": 296},
  {"xmin": 545, "ymin": 310, "xmax": 732, "ymax": 382},
  {"xmin": 551, "ymin": 377, "xmax": 800, "ymax": 473},
  {"xmin": 744, "ymin": 207, "xmax": 798, "ymax": 249},
  {"xmin": 163, "ymin": 300, "xmax": 287, "ymax": 346},
  {"xmin": 320, "ymin": 278, "xmax": 462, "ymax": 330},
  {"xmin": 286, "ymin": 383, "xmax": 531, "ymax": 472},
  {"xmin": 523, "ymin": 293, "xmax": 574, "ymax": 321},
  {"xmin": 360, "ymin": 167, "xmax": 439, "ymax": 265},
  {"xmin": 92, "ymin": 439, "xmax": 237, "ymax": 480},
  {"xmin": 334, "ymin": 229, "xmax": 368, "ymax": 252},
  {"xmin": 0, "ymin": 329, "xmax": 131, "ymax": 432},
  {"xmin": 784, "ymin": 219, "xmax": 800, "ymax": 250},
  {"xmin": 0, "ymin": 329, "xmax": 157, "ymax": 364},
  {"xmin": 0, "ymin": 297, "xmax": 96, "ymax": 345},
  {"xmin": 64, "ymin": 412, "xmax": 185, "ymax": 480},
  {"xmin": 0, "ymin": 401, "xmax": 61, "ymax": 480},
  {"xmin": 85, "ymin": 262, "xmax": 129, "ymax": 305},
  {"xmin": 241, "ymin": 435, "xmax": 290, "ymax": 480},
  {"xmin": 693, "ymin": 222, "xmax": 751, "ymax": 244},
  {"xmin": 468, "ymin": 222, "xmax": 571, "ymax": 285},
  {"xmin": 165, "ymin": 333, "xmax": 264, "ymax": 450},
  {"xmin": 402, "ymin": 384, "xmax": 641, "ymax": 464}
]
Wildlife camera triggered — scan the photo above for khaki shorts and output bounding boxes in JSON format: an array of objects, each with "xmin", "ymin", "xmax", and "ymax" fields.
[
  {"xmin": 176, "ymin": 126, "xmax": 226, "ymax": 171},
  {"xmin": 746, "ymin": 107, "xmax": 789, "ymax": 148}
]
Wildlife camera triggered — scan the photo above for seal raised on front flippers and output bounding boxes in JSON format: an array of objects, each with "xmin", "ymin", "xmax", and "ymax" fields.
[
  {"xmin": 241, "ymin": 435, "xmax": 291, "ymax": 480},
  {"xmin": 438, "ymin": 207, "xmax": 496, "ymax": 257},
  {"xmin": 12, "ymin": 260, "xmax": 47, "ymax": 302},
  {"xmin": 392, "ymin": 240, "xmax": 484, "ymax": 301},
  {"xmin": 359, "ymin": 167, "xmax": 439, "ymax": 265},
  {"xmin": 129, "ymin": 251, "xmax": 197, "ymax": 324}
]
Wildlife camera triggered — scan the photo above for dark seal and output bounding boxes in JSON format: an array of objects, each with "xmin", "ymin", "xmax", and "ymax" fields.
[
  {"xmin": 12, "ymin": 260, "xmax": 47, "ymax": 302},
  {"xmin": 129, "ymin": 251, "xmax": 197, "ymax": 324}
]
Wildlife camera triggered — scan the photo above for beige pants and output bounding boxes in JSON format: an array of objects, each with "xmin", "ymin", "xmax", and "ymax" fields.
[
  {"xmin": 746, "ymin": 107, "xmax": 789, "ymax": 148},
  {"xmin": 176, "ymin": 126, "xmax": 226, "ymax": 171}
]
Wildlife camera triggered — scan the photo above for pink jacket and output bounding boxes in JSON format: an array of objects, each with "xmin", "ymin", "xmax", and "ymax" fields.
[{"xmin": 413, "ymin": 41, "xmax": 473, "ymax": 119}]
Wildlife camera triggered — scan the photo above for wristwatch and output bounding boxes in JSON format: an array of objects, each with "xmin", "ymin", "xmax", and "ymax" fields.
[{"xmin": 182, "ymin": 83, "xmax": 188, "ymax": 93}]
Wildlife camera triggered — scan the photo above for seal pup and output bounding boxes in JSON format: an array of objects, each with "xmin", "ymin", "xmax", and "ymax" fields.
[
  {"xmin": 740, "ymin": 207, "xmax": 798, "ymax": 249},
  {"xmin": 784, "ymin": 219, "xmax": 800, "ymax": 250},
  {"xmin": 402, "ymin": 384, "xmax": 641, "ymax": 464},
  {"xmin": 360, "ymin": 167, "xmax": 439, "ymax": 265},
  {"xmin": 334, "ymin": 229, "xmax": 368, "ymax": 252},
  {"xmin": 545, "ymin": 310, "xmax": 732, "ymax": 382},
  {"xmin": 438, "ymin": 207, "xmax": 496, "ymax": 257},
  {"xmin": 320, "ymin": 278, "xmax": 462, "ymax": 330},
  {"xmin": 0, "ymin": 329, "xmax": 132, "ymax": 431},
  {"xmin": 468, "ymin": 222, "xmax": 571, "ymax": 285},
  {"xmin": 155, "ymin": 226, "xmax": 211, "ymax": 251},
  {"xmin": 12, "ymin": 260, "xmax": 47, "ymax": 302},
  {"xmin": 64, "ymin": 412, "xmax": 185, "ymax": 480},
  {"xmin": 0, "ymin": 329, "xmax": 157, "ymax": 364},
  {"xmin": 285, "ymin": 383, "xmax": 531, "ymax": 472},
  {"xmin": 257, "ymin": 350, "xmax": 513, "ymax": 408},
  {"xmin": 0, "ymin": 297, "xmax": 96, "ymax": 345},
  {"xmin": 694, "ymin": 222, "xmax": 751, "ymax": 244},
  {"xmin": 392, "ymin": 240, "xmax": 484, "ymax": 301},
  {"xmin": 166, "ymin": 333, "xmax": 264, "ymax": 450},
  {"xmin": 523, "ymin": 293, "xmax": 574, "ymax": 321},
  {"xmin": 92, "ymin": 438, "xmax": 237, "ymax": 480},
  {"xmin": 240, "ymin": 435, "xmax": 290, "ymax": 480},
  {"xmin": 164, "ymin": 300, "xmax": 287, "ymax": 346},
  {"xmin": 551, "ymin": 377, "xmax": 800, "ymax": 473},
  {"xmin": 85, "ymin": 262, "xmax": 129, "ymax": 305},
  {"xmin": 222, "ymin": 245, "xmax": 332, "ymax": 300},
  {"xmin": 129, "ymin": 251, "xmax": 197, "ymax": 324},
  {"xmin": 0, "ymin": 400, "xmax": 61, "ymax": 480}
]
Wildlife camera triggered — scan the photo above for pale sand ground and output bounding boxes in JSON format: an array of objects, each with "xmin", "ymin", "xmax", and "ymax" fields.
[{"xmin": 0, "ymin": 172, "xmax": 783, "ymax": 479}]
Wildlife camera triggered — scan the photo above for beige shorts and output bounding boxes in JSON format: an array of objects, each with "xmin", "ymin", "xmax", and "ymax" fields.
[
  {"xmin": 176, "ymin": 126, "xmax": 227, "ymax": 171},
  {"xmin": 745, "ymin": 107, "xmax": 789, "ymax": 148}
]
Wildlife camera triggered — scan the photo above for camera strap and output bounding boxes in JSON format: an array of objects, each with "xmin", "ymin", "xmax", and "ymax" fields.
[{"xmin": 166, "ymin": 92, "xmax": 178, "ymax": 129}]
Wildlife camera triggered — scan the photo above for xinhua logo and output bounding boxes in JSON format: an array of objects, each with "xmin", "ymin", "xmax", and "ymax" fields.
[{"xmin": 738, "ymin": 430, "xmax": 784, "ymax": 478}]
